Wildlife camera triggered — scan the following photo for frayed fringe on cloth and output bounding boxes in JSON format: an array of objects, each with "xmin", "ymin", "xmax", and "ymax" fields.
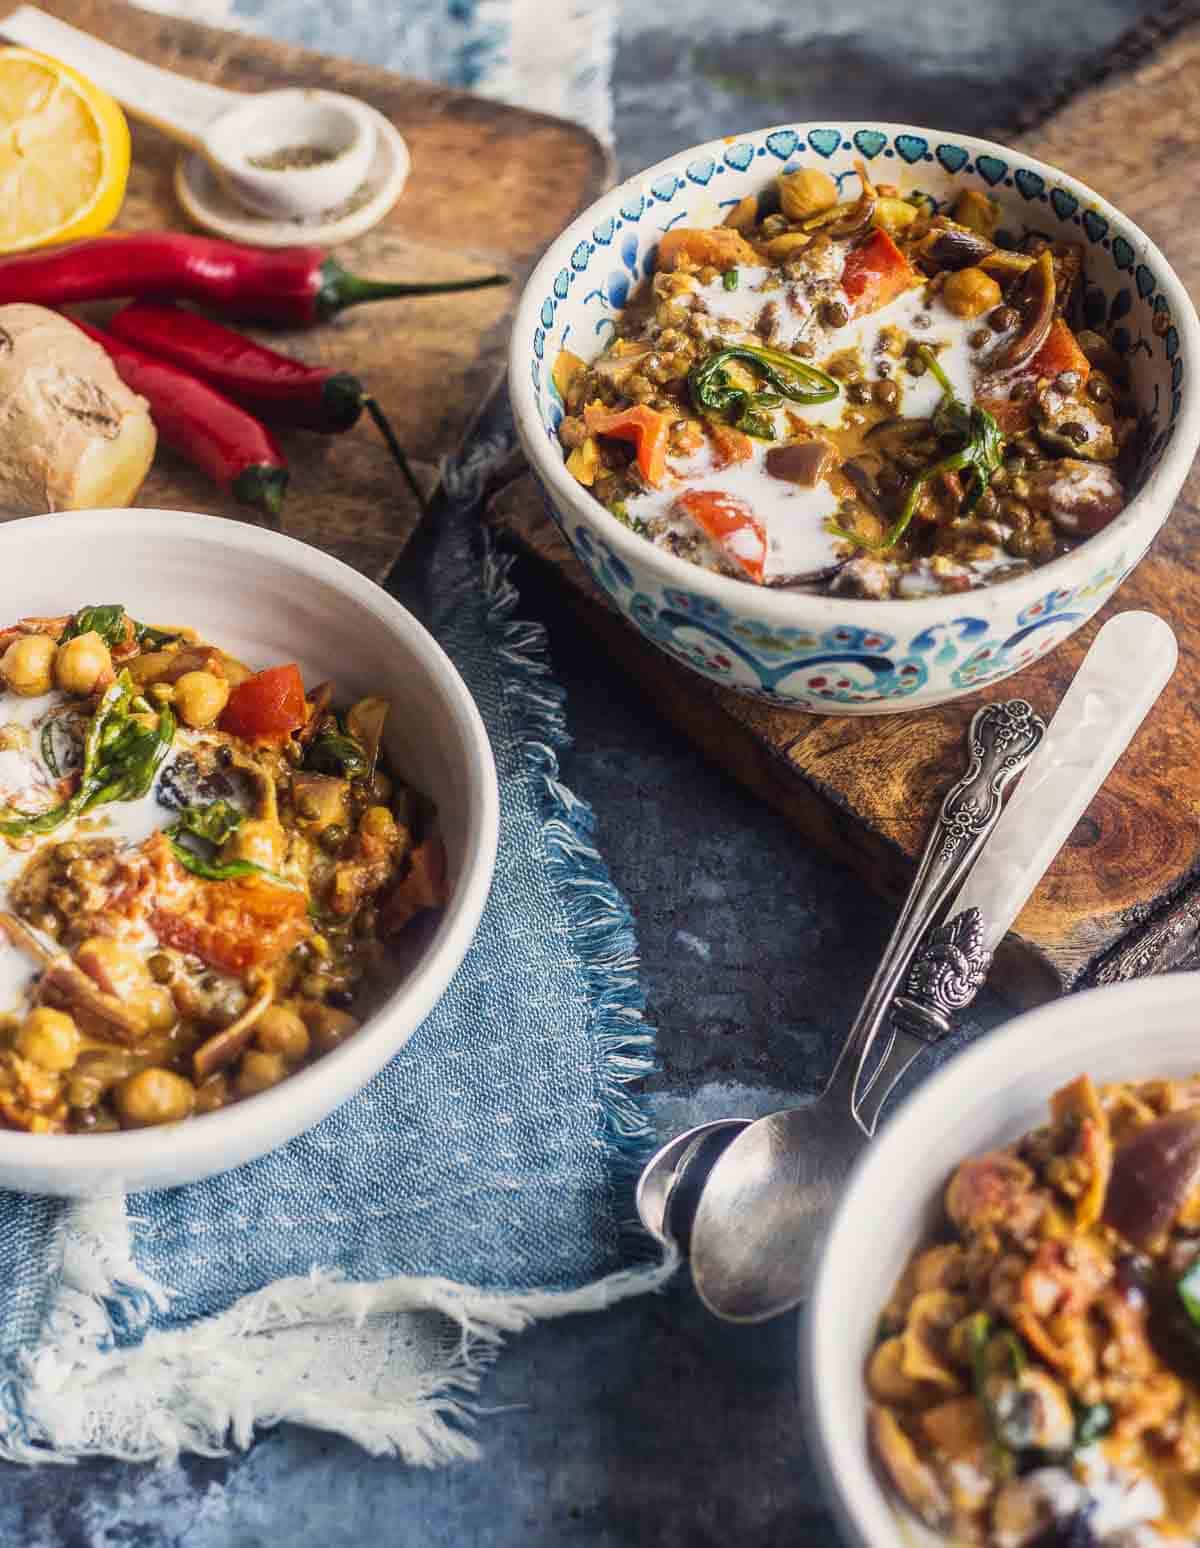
[{"xmin": 0, "ymin": 440, "xmax": 675, "ymax": 1466}]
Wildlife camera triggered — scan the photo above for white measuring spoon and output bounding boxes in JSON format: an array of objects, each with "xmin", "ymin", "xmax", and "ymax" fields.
[{"xmin": 1, "ymin": 5, "xmax": 378, "ymax": 220}]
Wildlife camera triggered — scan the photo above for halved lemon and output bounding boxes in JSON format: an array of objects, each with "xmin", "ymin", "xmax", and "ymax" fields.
[{"xmin": 0, "ymin": 47, "xmax": 130, "ymax": 252}]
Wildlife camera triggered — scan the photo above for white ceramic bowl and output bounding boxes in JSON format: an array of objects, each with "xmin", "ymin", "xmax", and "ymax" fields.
[
  {"xmin": 805, "ymin": 972, "xmax": 1200, "ymax": 1548},
  {"xmin": 511, "ymin": 122, "xmax": 1200, "ymax": 713},
  {"xmin": 0, "ymin": 510, "xmax": 499, "ymax": 1196}
]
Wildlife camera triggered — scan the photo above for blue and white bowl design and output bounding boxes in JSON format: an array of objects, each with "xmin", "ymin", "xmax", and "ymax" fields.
[{"xmin": 510, "ymin": 123, "xmax": 1200, "ymax": 713}]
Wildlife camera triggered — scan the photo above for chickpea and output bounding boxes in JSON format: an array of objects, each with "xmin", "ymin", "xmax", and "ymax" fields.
[
  {"xmin": 236, "ymin": 1049, "xmax": 287, "ymax": 1097},
  {"xmin": 194, "ymin": 1074, "xmax": 231, "ymax": 1116},
  {"xmin": 173, "ymin": 670, "xmax": 230, "ymax": 729},
  {"xmin": 254, "ymin": 1004, "xmax": 310, "ymax": 1063},
  {"xmin": 223, "ymin": 817, "xmax": 286, "ymax": 872},
  {"xmin": 359, "ymin": 805, "xmax": 398, "ymax": 849},
  {"xmin": 54, "ymin": 631, "xmax": 113, "ymax": 697},
  {"xmin": 67, "ymin": 1048, "xmax": 136, "ymax": 1108},
  {"xmin": 778, "ymin": 167, "xmax": 837, "ymax": 222},
  {"xmin": 302, "ymin": 1003, "xmax": 359, "ymax": 1055},
  {"xmin": 1, "ymin": 633, "xmax": 56, "ymax": 697},
  {"xmin": 142, "ymin": 986, "xmax": 178, "ymax": 1033},
  {"xmin": 952, "ymin": 188, "xmax": 999, "ymax": 239},
  {"xmin": 875, "ymin": 197, "xmax": 917, "ymax": 234},
  {"xmin": 115, "ymin": 1067, "xmax": 196, "ymax": 1128},
  {"xmin": 16, "ymin": 1007, "xmax": 80, "ymax": 1071},
  {"xmin": 941, "ymin": 266, "xmax": 1002, "ymax": 320}
]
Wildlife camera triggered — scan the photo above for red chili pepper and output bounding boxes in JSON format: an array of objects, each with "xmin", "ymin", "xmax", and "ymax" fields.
[
  {"xmin": 109, "ymin": 303, "xmax": 366, "ymax": 430},
  {"xmin": 0, "ymin": 233, "xmax": 509, "ymax": 327},
  {"xmin": 107, "ymin": 303, "xmax": 427, "ymax": 512},
  {"xmin": 220, "ymin": 664, "xmax": 308, "ymax": 742},
  {"xmin": 72, "ymin": 317, "xmax": 288, "ymax": 519}
]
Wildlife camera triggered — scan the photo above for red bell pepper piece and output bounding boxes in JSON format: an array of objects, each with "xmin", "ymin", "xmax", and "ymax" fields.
[
  {"xmin": 978, "ymin": 318, "xmax": 1093, "ymax": 433},
  {"xmin": 673, "ymin": 489, "xmax": 766, "ymax": 584},
  {"xmin": 584, "ymin": 403, "xmax": 671, "ymax": 486},
  {"xmin": 220, "ymin": 664, "xmax": 307, "ymax": 742},
  {"xmin": 840, "ymin": 228, "xmax": 919, "ymax": 316}
]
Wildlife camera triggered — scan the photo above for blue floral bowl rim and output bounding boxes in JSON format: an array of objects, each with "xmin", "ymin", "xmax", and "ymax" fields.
[{"xmin": 510, "ymin": 120, "xmax": 1200, "ymax": 629}]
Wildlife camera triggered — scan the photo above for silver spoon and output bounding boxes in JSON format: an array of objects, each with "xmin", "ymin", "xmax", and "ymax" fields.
[
  {"xmin": 635, "ymin": 697, "xmax": 1043, "ymax": 1266},
  {"xmin": 685, "ymin": 610, "xmax": 1176, "ymax": 1323}
]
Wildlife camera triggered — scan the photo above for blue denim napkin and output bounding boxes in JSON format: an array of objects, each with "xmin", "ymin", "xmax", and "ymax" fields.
[{"xmin": 0, "ymin": 450, "xmax": 666, "ymax": 1463}]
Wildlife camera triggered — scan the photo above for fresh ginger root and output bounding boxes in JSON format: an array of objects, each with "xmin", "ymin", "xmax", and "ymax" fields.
[{"xmin": 0, "ymin": 304, "xmax": 156, "ymax": 514}]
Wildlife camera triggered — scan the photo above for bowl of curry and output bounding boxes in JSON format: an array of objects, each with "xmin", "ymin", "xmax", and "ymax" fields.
[
  {"xmin": 806, "ymin": 975, "xmax": 1200, "ymax": 1548},
  {"xmin": 511, "ymin": 123, "xmax": 1200, "ymax": 712},
  {"xmin": 0, "ymin": 510, "xmax": 498, "ymax": 1195}
]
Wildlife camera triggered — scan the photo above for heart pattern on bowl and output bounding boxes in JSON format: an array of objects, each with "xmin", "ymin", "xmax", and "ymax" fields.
[{"xmin": 519, "ymin": 123, "xmax": 1190, "ymax": 711}]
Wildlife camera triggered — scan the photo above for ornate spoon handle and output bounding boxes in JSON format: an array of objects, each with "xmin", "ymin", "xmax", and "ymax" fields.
[
  {"xmin": 825, "ymin": 699, "xmax": 1046, "ymax": 1136},
  {"xmin": 856, "ymin": 611, "xmax": 1178, "ymax": 1131}
]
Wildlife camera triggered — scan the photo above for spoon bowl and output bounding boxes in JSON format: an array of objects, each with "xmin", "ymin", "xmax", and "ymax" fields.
[
  {"xmin": 635, "ymin": 1119, "xmax": 749, "ymax": 1244},
  {"xmin": 202, "ymin": 89, "xmax": 377, "ymax": 220}
]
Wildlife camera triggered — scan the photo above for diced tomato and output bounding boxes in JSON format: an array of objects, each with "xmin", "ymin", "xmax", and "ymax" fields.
[
  {"xmin": 840, "ymin": 228, "xmax": 919, "ymax": 316},
  {"xmin": 584, "ymin": 403, "xmax": 671, "ymax": 486},
  {"xmin": 673, "ymin": 489, "xmax": 767, "ymax": 584},
  {"xmin": 219, "ymin": 663, "xmax": 307, "ymax": 742},
  {"xmin": 145, "ymin": 835, "xmax": 310, "ymax": 977},
  {"xmin": 380, "ymin": 834, "xmax": 449, "ymax": 937},
  {"xmin": 978, "ymin": 318, "xmax": 1093, "ymax": 433}
]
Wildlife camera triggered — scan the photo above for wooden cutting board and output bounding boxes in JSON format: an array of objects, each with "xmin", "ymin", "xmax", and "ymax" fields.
[
  {"xmin": 6, "ymin": 0, "xmax": 610, "ymax": 580},
  {"xmin": 487, "ymin": 7, "xmax": 1200, "ymax": 1009}
]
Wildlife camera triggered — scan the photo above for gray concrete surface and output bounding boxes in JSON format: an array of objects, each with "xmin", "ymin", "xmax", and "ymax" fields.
[{"xmin": 0, "ymin": 0, "xmax": 1164, "ymax": 1541}]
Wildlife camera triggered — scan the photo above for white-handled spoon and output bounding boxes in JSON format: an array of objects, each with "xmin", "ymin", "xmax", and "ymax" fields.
[
  {"xmin": 680, "ymin": 610, "xmax": 1177, "ymax": 1321},
  {"xmin": 1, "ymin": 5, "xmax": 379, "ymax": 220}
]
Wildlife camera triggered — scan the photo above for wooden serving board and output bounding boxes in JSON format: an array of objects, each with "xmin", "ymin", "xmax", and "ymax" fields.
[
  {"xmin": 5, "ymin": 0, "xmax": 611, "ymax": 580},
  {"xmin": 487, "ymin": 8, "xmax": 1200, "ymax": 1009}
]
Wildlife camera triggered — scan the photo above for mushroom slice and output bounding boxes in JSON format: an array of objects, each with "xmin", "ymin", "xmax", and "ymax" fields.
[
  {"xmin": 987, "ymin": 250, "xmax": 1055, "ymax": 372},
  {"xmin": 191, "ymin": 979, "xmax": 275, "ymax": 1083},
  {"xmin": 869, "ymin": 1405, "xmax": 949, "ymax": 1528},
  {"xmin": 346, "ymin": 696, "xmax": 389, "ymax": 780},
  {"xmin": 917, "ymin": 218, "xmax": 996, "ymax": 272},
  {"xmin": 1103, "ymin": 1107, "xmax": 1200, "ymax": 1249},
  {"xmin": 803, "ymin": 158, "xmax": 876, "ymax": 239},
  {"xmin": 765, "ymin": 439, "xmax": 834, "ymax": 487},
  {"xmin": 900, "ymin": 1290, "xmax": 968, "ymax": 1391}
]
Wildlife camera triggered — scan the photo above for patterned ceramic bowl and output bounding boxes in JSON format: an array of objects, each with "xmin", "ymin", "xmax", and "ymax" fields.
[{"xmin": 510, "ymin": 122, "xmax": 1200, "ymax": 714}]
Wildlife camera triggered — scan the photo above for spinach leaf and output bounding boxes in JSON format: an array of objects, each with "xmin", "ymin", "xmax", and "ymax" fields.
[
  {"xmin": 688, "ymin": 344, "xmax": 839, "ymax": 440},
  {"xmin": 171, "ymin": 799, "xmax": 245, "ymax": 848},
  {"xmin": 1073, "ymin": 1401, "xmax": 1112, "ymax": 1449},
  {"xmin": 1178, "ymin": 1259, "xmax": 1200, "ymax": 1327},
  {"xmin": 60, "ymin": 604, "xmax": 128, "ymax": 649},
  {"xmin": 165, "ymin": 835, "xmax": 296, "ymax": 887},
  {"xmin": 133, "ymin": 621, "xmax": 183, "ymax": 649},
  {"xmin": 0, "ymin": 672, "xmax": 174, "ymax": 838},
  {"xmin": 968, "ymin": 1312, "xmax": 1025, "ymax": 1474},
  {"xmin": 305, "ymin": 729, "xmax": 368, "ymax": 780},
  {"xmin": 164, "ymin": 800, "xmax": 299, "ymax": 891},
  {"xmin": 839, "ymin": 346, "xmax": 1004, "ymax": 553},
  {"xmin": 60, "ymin": 605, "xmax": 183, "ymax": 652}
]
